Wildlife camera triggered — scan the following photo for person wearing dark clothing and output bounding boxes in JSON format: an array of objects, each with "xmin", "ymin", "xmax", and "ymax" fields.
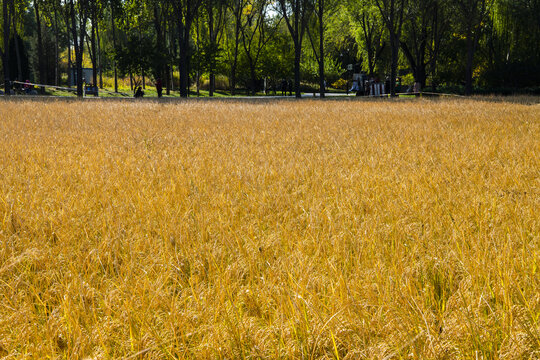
[
  {"xmin": 23, "ymin": 80, "xmax": 34, "ymax": 94},
  {"xmin": 156, "ymin": 78, "xmax": 163, "ymax": 98},
  {"xmin": 134, "ymin": 86, "xmax": 144, "ymax": 98},
  {"xmin": 288, "ymin": 80, "xmax": 292, "ymax": 96},
  {"xmin": 281, "ymin": 79, "xmax": 287, "ymax": 96}
]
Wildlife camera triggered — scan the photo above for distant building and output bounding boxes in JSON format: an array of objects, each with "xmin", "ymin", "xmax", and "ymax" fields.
[{"xmin": 70, "ymin": 68, "xmax": 94, "ymax": 86}]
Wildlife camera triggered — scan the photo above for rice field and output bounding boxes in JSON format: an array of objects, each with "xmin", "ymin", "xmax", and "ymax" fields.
[{"xmin": 0, "ymin": 98, "xmax": 539, "ymax": 359}]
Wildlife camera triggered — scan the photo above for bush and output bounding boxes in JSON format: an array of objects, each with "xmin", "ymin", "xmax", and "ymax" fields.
[
  {"xmin": 332, "ymin": 78, "xmax": 348, "ymax": 90},
  {"xmin": 199, "ymin": 75, "xmax": 230, "ymax": 91}
]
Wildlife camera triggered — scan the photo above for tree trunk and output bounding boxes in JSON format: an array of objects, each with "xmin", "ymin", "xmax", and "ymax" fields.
[
  {"xmin": 390, "ymin": 33, "xmax": 398, "ymax": 96},
  {"xmin": 361, "ymin": 13, "xmax": 375, "ymax": 76},
  {"xmin": 294, "ymin": 40, "xmax": 301, "ymax": 98},
  {"xmin": 111, "ymin": 6, "xmax": 118, "ymax": 92},
  {"xmin": 179, "ymin": 44, "xmax": 188, "ymax": 97},
  {"xmin": 318, "ymin": 0, "xmax": 325, "ymax": 98},
  {"xmin": 195, "ymin": 12, "xmax": 200, "ymax": 96},
  {"xmin": 178, "ymin": 20, "xmax": 192, "ymax": 98},
  {"xmin": 230, "ymin": 2, "xmax": 241, "ymax": 95},
  {"xmin": 375, "ymin": 0, "xmax": 406, "ymax": 97},
  {"xmin": 417, "ymin": 65, "xmax": 426, "ymax": 89},
  {"xmin": 293, "ymin": 0, "xmax": 302, "ymax": 98},
  {"xmin": 97, "ymin": 21, "xmax": 102, "ymax": 88},
  {"xmin": 10, "ymin": 0, "xmax": 22, "ymax": 81},
  {"xmin": 171, "ymin": 18, "xmax": 177, "ymax": 92},
  {"xmin": 141, "ymin": 23, "xmax": 145, "ymax": 90},
  {"xmin": 250, "ymin": 64, "xmax": 257, "ymax": 96},
  {"xmin": 67, "ymin": 22, "xmax": 71, "ymax": 87},
  {"xmin": 54, "ymin": 7, "xmax": 59, "ymax": 85},
  {"xmin": 75, "ymin": 52, "xmax": 83, "ymax": 96},
  {"xmin": 91, "ymin": 12, "xmax": 97, "ymax": 86},
  {"xmin": 153, "ymin": 3, "xmax": 164, "ymax": 84},
  {"xmin": 166, "ymin": 64, "xmax": 171, "ymax": 95},
  {"xmin": 465, "ymin": 35, "xmax": 474, "ymax": 95},
  {"xmin": 280, "ymin": 0, "xmax": 305, "ymax": 98},
  {"xmin": 207, "ymin": 1, "xmax": 214, "ymax": 96},
  {"xmin": 35, "ymin": 0, "xmax": 45, "ymax": 92},
  {"xmin": 173, "ymin": 1, "xmax": 201, "ymax": 97},
  {"xmin": 209, "ymin": 73, "xmax": 215, "ymax": 96},
  {"xmin": 70, "ymin": 0, "xmax": 86, "ymax": 97},
  {"xmin": 401, "ymin": 41, "xmax": 426, "ymax": 88},
  {"xmin": 2, "ymin": 0, "xmax": 11, "ymax": 95},
  {"xmin": 12, "ymin": 26, "xmax": 22, "ymax": 82},
  {"xmin": 170, "ymin": 65, "xmax": 174, "ymax": 91}
]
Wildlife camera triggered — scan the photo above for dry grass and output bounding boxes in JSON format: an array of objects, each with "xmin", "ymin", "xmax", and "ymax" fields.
[{"xmin": 0, "ymin": 98, "xmax": 539, "ymax": 359}]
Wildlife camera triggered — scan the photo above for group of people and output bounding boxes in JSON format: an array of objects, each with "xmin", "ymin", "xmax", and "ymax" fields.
[
  {"xmin": 0, "ymin": 79, "xmax": 38, "ymax": 95},
  {"xmin": 349, "ymin": 77, "xmax": 404, "ymax": 96},
  {"xmin": 280, "ymin": 79, "xmax": 293, "ymax": 96},
  {"xmin": 22, "ymin": 80, "xmax": 37, "ymax": 94}
]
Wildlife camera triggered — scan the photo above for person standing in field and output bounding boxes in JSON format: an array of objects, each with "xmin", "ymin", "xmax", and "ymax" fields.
[{"xmin": 156, "ymin": 78, "xmax": 163, "ymax": 98}]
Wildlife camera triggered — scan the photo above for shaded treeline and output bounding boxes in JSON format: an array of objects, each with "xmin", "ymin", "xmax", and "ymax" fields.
[{"xmin": 1, "ymin": 0, "xmax": 539, "ymax": 97}]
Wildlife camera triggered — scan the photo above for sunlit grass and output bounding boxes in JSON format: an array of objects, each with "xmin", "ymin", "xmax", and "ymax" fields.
[{"xmin": 0, "ymin": 98, "xmax": 538, "ymax": 359}]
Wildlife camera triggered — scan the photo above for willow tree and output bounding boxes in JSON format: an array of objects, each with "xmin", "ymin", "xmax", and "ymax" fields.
[{"xmin": 454, "ymin": 0, "xmax": 489, "ymax": 95}]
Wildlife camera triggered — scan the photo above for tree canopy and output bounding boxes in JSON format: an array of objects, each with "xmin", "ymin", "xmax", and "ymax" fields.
[{"xmin": 1, "ymin": 0, "xmax": 539, "ymax": 97}]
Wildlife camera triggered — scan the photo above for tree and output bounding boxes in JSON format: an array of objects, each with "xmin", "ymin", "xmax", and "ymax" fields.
[
  {"xmin": 35, "ymin": 0, "xmax": 46, "ymax": 90},
  {"xmin": 204, "ymin": 0, "xmax": 226, "ymax": 96},
  {"xmin": 305, "ymin": 0, "xmax": 337, "ymax": 96},
  {"xmin": 115, "ymin": 32, "xmax": 155, "ymax": 89},
  {"xmin": 9, "ymin": 0, "xmax": 23, "ymax": 82},
  {"xmin": 374, "ymin": 0, "xmax": 407, "ymax": 96},
  {"xmin": 2, "ymin": 0, "xmax": 538, "ymax": 98},
  {"xmin": 151, "ymin": 0, "xmax": 171, "ymax": 87},
  {"xmin": 225, "ymin": 0, "xmax": 246, "ymax": 95},
  {"xmin": 278, "ymin": 0, "xmax": 313, "ymax": 98},
  {"xmin": 172, "ymin": 0, "xmax": 203, "ymax": 97},
  {"xmin": 86, "ymin": 0, "xmax": 105, "ymax": 87},
  {"xmin": 240, "ymin": 0, "xmax": 281, "ymax": 95},
  {"xmin": 400, "ymin": 0, "xmax": 448, "ymax": 88},
  {"xmin": 69, "ymin": 0, "xmax": 89, "ymax": 96},
  {"xmin": 109, "ymin": 0, "xmax": 123, "ymax": 92},
  {"xmin": 2, "ymin": 0, "xmax": 12, "ymax": 95},
  {"xmin": 454, "ymin": 0, "xmax": 488, "ymax": 95},
  {"xmin": 343, "ymin": 0, "xmax": 386, "ymax": 77}
]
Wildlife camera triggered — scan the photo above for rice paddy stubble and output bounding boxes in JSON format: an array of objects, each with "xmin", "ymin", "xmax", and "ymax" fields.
[{"xmin": 0, "ymin": 99, "xmax": 538, "ymax": 359}]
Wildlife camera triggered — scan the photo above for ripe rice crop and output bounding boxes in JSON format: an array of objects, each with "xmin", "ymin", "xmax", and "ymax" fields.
[{"xmin": 0, "ymin": 98, "xmax": 538, "ymax": 359}]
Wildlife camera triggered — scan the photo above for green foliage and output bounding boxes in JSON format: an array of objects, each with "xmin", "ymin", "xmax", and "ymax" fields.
[
  {"xmin": 300, "ymin": 51, "xmax": 344, "ymax": 84},
  {"xmin": 2, "ymin": 0, "xmax": 539, "ymax": 93},
  {"xmin": 115, "ymin": 33, "xmax": 155, "ymax": 78}
]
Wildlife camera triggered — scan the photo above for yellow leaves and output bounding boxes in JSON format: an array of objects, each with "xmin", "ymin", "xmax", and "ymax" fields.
[
  {"xmin": 243, "ymin": 4, "xmax": 253, "ymax": 16},
  {"xmin": 452, "ymin": 32, "xmax": 467, "ymax": 40}
]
